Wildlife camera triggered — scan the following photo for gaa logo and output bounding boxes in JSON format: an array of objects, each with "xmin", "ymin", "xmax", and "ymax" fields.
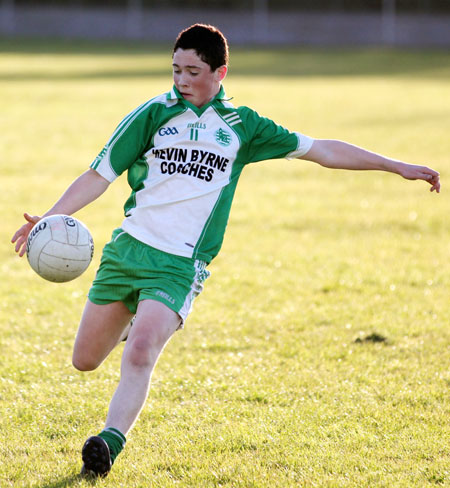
[
  {"xmin": 215, "ymin": 128, "xmax": 232, "ymax": 146},
  {"xmin": 158, "ymin": 127, "xmax": 179, "ymax": 136}
]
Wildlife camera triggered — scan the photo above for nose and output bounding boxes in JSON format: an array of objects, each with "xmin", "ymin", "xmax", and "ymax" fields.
[{"xmin": 178, "ymin": 71, "xmax": 189, "ymax": 88}]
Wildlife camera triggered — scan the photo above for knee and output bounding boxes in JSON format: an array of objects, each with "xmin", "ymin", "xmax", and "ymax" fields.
[
  {"xmin": 126, "ymin": 335, "xmax": 162, "ymax": 369},
  {"xmin": 72, "ymin": 352, "xmax": 101, "ymax": 372}
]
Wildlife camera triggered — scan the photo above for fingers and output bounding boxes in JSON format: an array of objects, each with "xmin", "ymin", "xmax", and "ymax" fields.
[
  {"xmin": 426, "ymin": 171, "xmax": 440, "ymax": 193},
  {"xmin": 15, "ymin": 236, "xmax": 28, "ymax": 257},
  {"xmin": 416, "ymin": 167, "xmax": 440, "ymax": 193},
  {"xmin": 11, "ymin": 228, "xmax": 21, "ymax": 244},
  {"xmin": 12, "ymin": 228, "xmax": 30, "ymax": 256},
  {"xmin": 24, "ymin": 213, "xmax": 41, "ymax": 224},
  {"xmin": 11, "ymin": 213, "xmax": 42, "ymax": 257},
  {"xmin": 11, "ymin": 223, "xmax": 30, "ymax": 244},
  {"xmin": 430, "ymin": 180, "xmax": 440, "ymax": 193}
]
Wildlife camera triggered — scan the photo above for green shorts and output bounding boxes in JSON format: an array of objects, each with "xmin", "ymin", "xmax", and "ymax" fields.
[{"xmin": 88, "ymin": 229, "xmax": 210, "ymax": 324}]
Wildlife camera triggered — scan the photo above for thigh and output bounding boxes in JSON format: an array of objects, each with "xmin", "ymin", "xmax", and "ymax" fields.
[
  {"xmin": 72, "ymin": 299, "xmax": 134, "ymax": 371},
  {"xmin": 123, "ymin": 299, "xmax": 182, "ymax": 360}
]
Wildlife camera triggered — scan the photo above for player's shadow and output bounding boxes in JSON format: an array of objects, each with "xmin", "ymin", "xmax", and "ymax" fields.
[{"xmin": 38, "ymin": 473, "xmax": 98, "ymax": 487}]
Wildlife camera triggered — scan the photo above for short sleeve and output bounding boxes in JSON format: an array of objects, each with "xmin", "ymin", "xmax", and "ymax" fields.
[
  {"xmin": 240, "ymin": 108, "xmax": 314, "ymax": 163},
  {"xmin": 286, "ymin": 132, "xmax": 314, "ymax": 159},
  {"xmin": 90, "ymin": 104, "xmax": 154, "ymax": 182}
]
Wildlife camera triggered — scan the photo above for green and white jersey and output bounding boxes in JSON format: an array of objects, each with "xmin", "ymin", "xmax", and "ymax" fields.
[{"xmin": 91, "ymin": 85, "xmax": 314, "ymax": 263}]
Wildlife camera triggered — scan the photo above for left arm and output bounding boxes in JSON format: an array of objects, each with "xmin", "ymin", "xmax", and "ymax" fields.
[{"xmin": 299, "ymin": 139, "xmax": 440, "ymax": 193}]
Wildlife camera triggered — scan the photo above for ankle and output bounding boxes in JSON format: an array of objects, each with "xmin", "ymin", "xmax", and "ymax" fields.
[{"xmin": 98, "ymin": 427, "xmax": 126, "ymax": 464}]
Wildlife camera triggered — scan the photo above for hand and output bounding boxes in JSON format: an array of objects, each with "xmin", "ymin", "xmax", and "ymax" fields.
[
  {"xmin": 11, "ymin": 213, "xmax": 42, "ymax": 257},
  {"xmin": 399, "ymin": 163, "xmax": 441, "ymax": 193}
]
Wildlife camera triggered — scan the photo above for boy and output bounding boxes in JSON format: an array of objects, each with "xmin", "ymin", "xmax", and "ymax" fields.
[{"xmin": 12, "ymin": 24, "xmax": 440, "ymax": 478}]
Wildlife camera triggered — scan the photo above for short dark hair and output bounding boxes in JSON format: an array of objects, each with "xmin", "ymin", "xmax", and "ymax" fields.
[{"xmin": 173, "ymin": 24, "xmax": 229, "ymax": 72}]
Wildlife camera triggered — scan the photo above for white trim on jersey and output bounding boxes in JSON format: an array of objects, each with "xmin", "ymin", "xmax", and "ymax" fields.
[
  {"xmin": 286, "ymin": 132, "xmax": 315, "ymax": 159},
  {"xmin": 222, "ymin": 112, "xmax": 242, "ymax": 126}
]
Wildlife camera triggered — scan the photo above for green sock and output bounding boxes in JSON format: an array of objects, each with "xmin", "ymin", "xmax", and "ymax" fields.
[{"xmin": 98, "ymin": 428, "xmax": 126, "ymax": 464}]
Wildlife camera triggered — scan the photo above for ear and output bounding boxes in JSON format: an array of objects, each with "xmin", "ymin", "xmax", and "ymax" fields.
[{"xmin": 216, "ymin": 65, "xmax": 228, "ymax": 82}]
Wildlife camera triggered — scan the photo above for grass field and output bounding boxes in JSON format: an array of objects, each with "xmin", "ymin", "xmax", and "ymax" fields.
[{"xmin": 1, "ymin": 39, "xmax": 449, "ymax": 487}]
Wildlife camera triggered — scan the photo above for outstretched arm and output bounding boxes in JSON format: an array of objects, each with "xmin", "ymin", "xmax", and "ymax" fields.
[
  {"xmin": 12, "ymin": 169, "xmax": 110, "ymax": 257},
  {"xmin": 299, "ymin": 139, "xmax": 440, "ymax": 193}
]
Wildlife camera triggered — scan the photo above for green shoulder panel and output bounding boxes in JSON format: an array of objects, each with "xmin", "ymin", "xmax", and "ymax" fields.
[
  {"xmin": 211, "ymin": 103, "xmax": 299, "ymax": 166},
  {"xmin": 236, "ymin": 106, "xmax": 300, "ymax": 164},
  {"xmin": 91, "ymin": 96, "xmax": 186, "ymax": 179}
]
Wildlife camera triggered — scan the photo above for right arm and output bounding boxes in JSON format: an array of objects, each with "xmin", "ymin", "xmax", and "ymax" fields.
[{"xmin": 12, "ymin": 168, "xmax": 110, "ymax": 257}]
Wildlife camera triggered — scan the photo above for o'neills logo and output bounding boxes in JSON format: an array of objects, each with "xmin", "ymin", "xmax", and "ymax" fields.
[
  {"xmin": 155, "ymin": 290, "xmax": 175, "ymax": 304},
  {"xmin": 187, "ymin": 122, "xmax": 206, "ymax": 130},
  {"xmin": 26, "ymin": 221, "xmax": 47, "ymax": 253},
  {"xmin": 64, "ymin": 216, "xmax": 76, "ymax": 227}
]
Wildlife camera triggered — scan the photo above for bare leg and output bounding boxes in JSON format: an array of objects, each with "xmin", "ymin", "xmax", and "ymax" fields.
[
  {"xmin": 72, "ymin": 299, "xmax": 134, "ymax": 371},
  {"xmin": 104, "ymin": 299, "xmax": 181, "ymax": 435}
]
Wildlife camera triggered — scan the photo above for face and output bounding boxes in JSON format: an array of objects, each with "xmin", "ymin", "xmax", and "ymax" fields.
[{"xmin": 172, "ymin": 48, "xmax": 227, "ymax": 108}]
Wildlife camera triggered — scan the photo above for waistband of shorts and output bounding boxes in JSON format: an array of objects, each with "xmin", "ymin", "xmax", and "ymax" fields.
[{"xmin": 111, "ymin": 228, "xmax": 208, "ymax": 267}]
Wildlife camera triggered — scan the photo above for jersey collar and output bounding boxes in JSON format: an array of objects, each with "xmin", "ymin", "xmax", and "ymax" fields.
[{"xmin": 167, "ymin": 85, "xmax": 230, "ymax": 115}]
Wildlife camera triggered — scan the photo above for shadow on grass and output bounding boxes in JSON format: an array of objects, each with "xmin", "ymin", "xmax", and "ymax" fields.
[
  {"xmin": 38, "ymin": 472, "xmax": 99, "ymax": 487},
  {"xmin": 0, "ymin": 38, "xmax": 449, "ymax": 81}
]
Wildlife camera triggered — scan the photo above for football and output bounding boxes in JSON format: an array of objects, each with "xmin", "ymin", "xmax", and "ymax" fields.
[{"xmin": 26, "ymin": 214, "xmax": 94, "ymax": 283}]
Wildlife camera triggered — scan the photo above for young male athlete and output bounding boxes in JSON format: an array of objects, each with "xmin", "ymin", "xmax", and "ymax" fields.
[{"xmin": 12, "ymin": 24, "xmax": 440, "ymax": 478}]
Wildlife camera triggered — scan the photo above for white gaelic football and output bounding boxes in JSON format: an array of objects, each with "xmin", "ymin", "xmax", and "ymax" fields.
[{"xmin": 26, "ymin": 215, "xmax": 94, "ymax": 283}]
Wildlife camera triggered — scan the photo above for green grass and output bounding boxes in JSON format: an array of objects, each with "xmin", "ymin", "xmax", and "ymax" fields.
[{"xmin": 1, "ymin": 40, "xmax": 449, "ymax": 487}]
